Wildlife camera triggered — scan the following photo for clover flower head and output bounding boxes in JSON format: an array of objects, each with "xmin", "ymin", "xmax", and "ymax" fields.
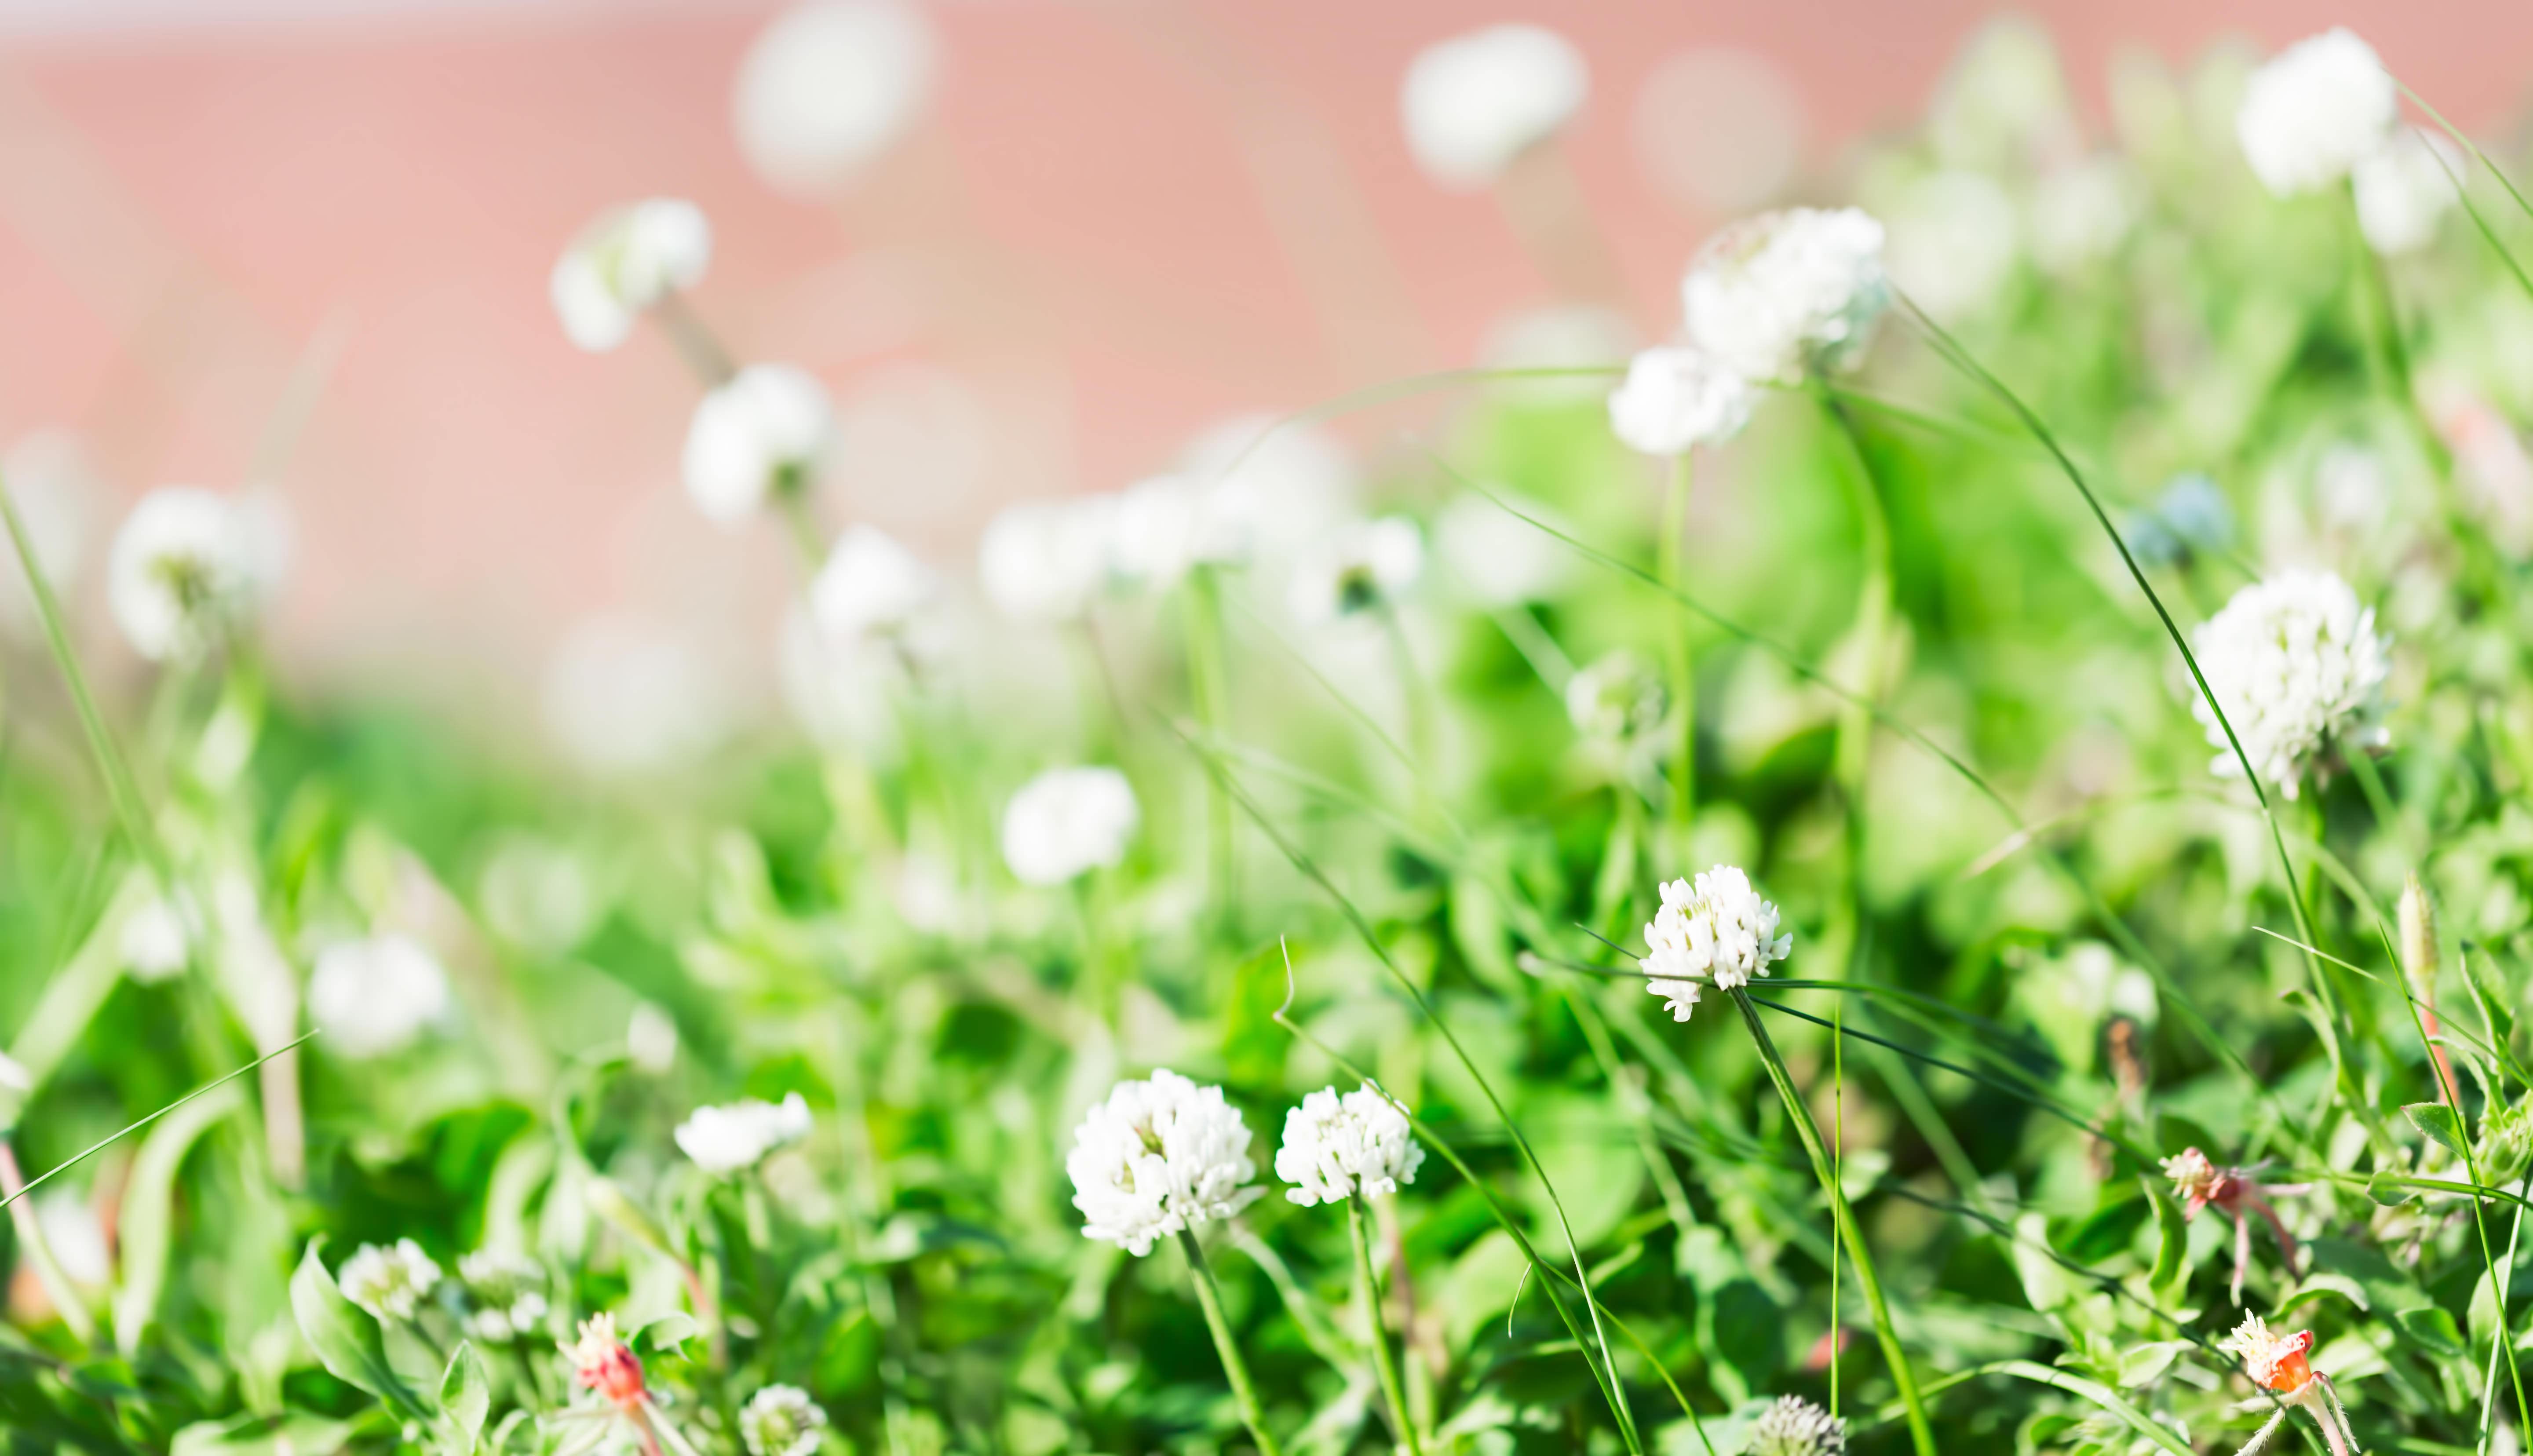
[
  {"xmin": 309, "ymin": 933, "xmax": 452, "ymax": 1060},
  {"xmin": 2234, "ymin": 29, "xmax": 2396, "ymax": 198},
  {"xmin": 1682, "ymin": 207, "xmax": 1888, "ymax": 384},
  {"xmin": 735, "ymin": 0, "xmax": 937, "ymax": 197},
  {"xmin": 551, "ymin": 199, "xmax": 711, "ymax": 351},
  {"xmin": 1607, "ymin": 345, "xmax": 1754, "ymax": 456},
  {"xmin": 338, "ymin": 1238, "xmax": 442, "ymax": 1323},
  {"xmin": 1109, "ymin": 474, "xmax": 1240, "ymax": 587},
  {"xmin": 108, "ymin": 487, "xmax": 279, "ymax": 663},
  {"xmin": 2190, "ymin": 568, "xmax": 2389, "ymax": 796},
  {"xmin": 564, "ymin": 1313, "xmax": 647, "ymax": 1409},
  {"xmin": 120, "ymin": 893, "xmax": 197, "ymax": 984},
  {"xmin": 1749, "ymin": 1394, "xmax": 1847, "ymax": 1456},
  {"xmin": 2160, "ymin": 1147, "xmax": 2237, "ymax": 1215},
  {"xmin": 1639, "ymin": 865, "xmax": 1791, "ymax": 1021},
  {"xmin": 675, "ymin": 1091, "xmax": 813, "ymax": 1174},
  {"xmin": 2354, "ymin": 126, "xmax": 2464, "ymax": 256},
  {"xmin": 457, "ymin": 1254, "xmax": 550, "ymax": 1343},
  {"xmin": 809, "ymin": 525, "xmax": 937, "ymax": 647},
  {"xmin": 2223, "ymin": 1313, "xmax": 2316, "ymax": 1395},
  {"xmin": 1067, "ymin": 1069, "xmax": 1263, "ymax": 1256},
  {"xmin": 683, "ymin": 364, "xmax": 834, "ymax": 526},
  {"xmin": 1000, "ymin": 766, "xmax": 1139, "ymax": 887},
  {"xmin": 1274, "ymin": 1083, "xmax": 1424, "ymax": 1207},
  {"xmin": 1287, "ymin": 516, "xmax": 1424, "ymax": 624},
  {"xmin": 1566, "ymin": 650, "xmax": 1668, "ymax": 746},
  {"xmin": 979, "ymin": 495, "xmax": 1119, "ymax": 623},
  {"xmin": 740, "ymin": 1383, "xmax": 830, "ymax": 1456},
  {"xmin": 1400, "ymin": 24, "xmax": 1588, "ymax": 190}
]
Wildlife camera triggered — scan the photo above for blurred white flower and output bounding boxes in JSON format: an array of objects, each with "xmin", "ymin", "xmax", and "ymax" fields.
[
  {"xmin": 1274, "ymin": 1083, "xmax": 1423, "ymax": 1206},
  {"xmin": 777, "ymin": 607, "xmax": 903, "ymax": 755},
  {"xmin": 2029, "ymin": 155, "xmax": 2135, "ymax": 274},
  {"xmin": 310, "ymin": 933, "xmax": 451, "ymax": 1059},
  {"xmin": 34, "ymin": 1190, "xmax": 109, "ymax": 1289},
  {"xmin": 1639, "ymin": 865, "xmax": 1791, "ymax": 1020},
  {"xmin": 1884, "ymin": 170, "xmax": 2019, "ymax": 323},
  {"xmin": 0, "ymin": 430, "xmax": 92, "ymax": 639},
  {"xmin": 1180, "ymin": 414, "xmax": 1358, "ymax": 567},
  {"xmin": 1400, "ymin": 24, "xmax": 1588, "ymax": 190},
  {"xmin": 455, "ymin": 1249, "xmax": 549, "ymax": 1341},
  {"xmin": 1749, "ymin": 1394, "xmax": 1847, "ymax": 1456},
  {"xmin": 1067, "ymin": 1069, "xmax": 1263, "ymax": 1256},
  {"xmin": 551, "ymin": 198, "xmax": 712, "ymax": 352},
  {"xmin": 1434, "ymin": 491, "xmax": 1568, "ymax": 606},
  {"xmin": 2192, "ymin": 569, "xmax": 2389, "ymax": 795},
  {"xmin": 1001, "ymin": 766, "xmax": 1138, "ymax": 886},
  {"xmin": 107, "ymin": 487, "xmax": 276, "ymax": 663},
  {"xmin": 542, "ymin": 612, "xmax": 727, "ymax": 777},
  {"xmin": 0, "ymin": 1051, "xmax": 26, "ymax": 1093},
  {"xmin": 120, "ymin": 894, "xmax": 196, "ymax": 984},
  {"xmin": 1607, "ymin": 345, "xmax": 1753, "ymax": 455},
  {"xmin": 810, "ymin": 525, "xmax": 937, "ymax": 646},
  {"xmin": 1566, "ymin": 649, "xmax": 1667, "ymax": 744},
  {"xmin": 1682, "ymin": 207, "xmax": 1888, "ymax": 384},
  {"xmin": 675, "ymin": 1091, "xmax": 813, "ymax": 1174},
  {"xmin": 338, "ymin": 1238, "xmax": 442, "ymax": 1322},
  {"xmin": 477, "ymin": 836, "xmax": 601, "ymax": 955},
  {"xmin": 740, "ymin": 1383, "xmax": 830, "ymax": 1456},
  {"xmin": 979, "ymin": 496, "xmax": 1118, "ymax": 623},
  {"xmin": 2354, "ymin": 126, "xmax": 2464, "ymax": 255},
  {"xmin": 627, "ymin": 1002, "xmax": 680, "ymax": 1073},
  {"xmin": 2234, "ymin": 29, "xmax": 2396, "ymax": 198},
  {"xmin": 1927, "ymin": 15, "xmax": 2077, "ymax": 173},
  {"xmin": 1479, "ymin": 304, "xmax": 1636, "ymax": 403},
  {"xmin": 1288, "ymin": 516, "xmax": 1424, "ymax": 625},
  {"xmin": 734, "ymin": 0, "xmax": 936, "ymax": 197},
  {"xmin": 1109, "ymin": 474, "xmax": 1238, "ymax": 587},
  {"xmin": 683, "ymin": 364, "xmax": 834, "ymax": 526}
]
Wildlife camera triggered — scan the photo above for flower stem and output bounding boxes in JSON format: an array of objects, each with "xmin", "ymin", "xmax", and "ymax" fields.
[
  {"xmin": 1730, "ymin": 988, "xmax": 1934, "ymax": 1456},
  {"xmin": 1348, "ymin": 1195, "xmax": 1423, "ymax": 1456},
  {"xmin": 1179, "ymin": 1228, "xmax": 1284, "ymax": 1456},
  {"xmin": 1184, "ymin": 567, "xmax": 1237, "ymax": 925},
  {"xmin": 1658, "ymin": 453, "xmax": 1696, "ymax": 845}
]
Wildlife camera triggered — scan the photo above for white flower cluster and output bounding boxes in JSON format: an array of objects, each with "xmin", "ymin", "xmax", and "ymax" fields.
[
  {"xmin": 978, "ymin": 496, "xmax": 1120, "ymax": 624},
  {"xmin": 675, "ymin": 1091, "xmax": 814, "ymax": 1174},
  {"xmin": 734, "ymin": 0, "xmax": 937, "ymax": 198},
  {"xmin": 2234, "ymin": 30, "xmax": 2397, "ymax": 198},
  {"xmin": 809, "ymin": 525, "xmax": 938, "ymax": 649},
  {"xmin": 1566, "ymin": 649, "xmax": 1667, "ymax": 745},
  {"xmin": 339, "ymin": 1238, "xmax": 441, "ymax": 1323},
  {"xmin": 1285, "ymin": 516, "xmax": 1424, "ymax": 625},
  {"xmin": 1066, "ymin": 1070, "xmax": 1263, "ymax": 1256},
  {"xmin": 1606, "ymin": 345, "xmax": 1755, "ymax": 456},
  {"xmin": 1399, "ymin": 24, "xmax": 1588, "ymax": 190},
  {"xmin": 550, "ymin": 198, "xmax": 711, "ymax": 352},
  {"xmin": 1749, "ymin": 1394, "xmax": 1847, "ymax": 1456},
  {"xmin": 684, "ymin": 365, "xmax": 835, "ymax": 526},
  {"xmin": 1000, "ymin": 766, "xmax": 1139, "ymax": 887},
  {"xmin": 740, "ymin": 1383, "xmax": 831, "ymax": 1456},
  {"xmin": 2190, "ymin": 568, "xmax": 2389, "ymax": 796},
  {"xmin": 108, "ymin": 487, "xmax": 289, "ymax": 664},
  {"xmin": 1639, "ymin": 865, "xmax": 1792, "ymax": 1022},
  {"xmin": 309, "ymin": 933, "xmax": 452, "ymax": 1060},
  {"xmin": 455, "ymin": 1249, "xmax": 550, "ymax": 1343},
  {"xmin": 2354, "ymin": 127, "xmax": 2464, "ymax": 256},
  {"xmin": 1682, "ymin": 208, "xmax": 1891, "ymax": 385},
  {"xmin": 120, "ymin": 892, "xmax": 197, "ymax": 984},
  {"xmin": 1274, "ymin": 1083, "xmax": 1424, "ymax": 1206}
]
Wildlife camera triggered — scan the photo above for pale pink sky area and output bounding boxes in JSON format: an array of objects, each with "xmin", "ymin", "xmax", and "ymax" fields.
[{"xmin": 0, "ymin": 0, "xmax": 2524, "ymax": 725}]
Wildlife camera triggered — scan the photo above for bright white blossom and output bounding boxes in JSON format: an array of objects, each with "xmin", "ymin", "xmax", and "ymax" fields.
[
  {"xmin": 1682, "ymin": 208, "xmax": 1888, "ymax": 384},
  {"xmin": 734, "ymin": 0, "xmax": 936, "ymax": 197},
  {"xmin": 1274, "ymin": 1083, "xmax": 1424, "ymax": 1206},
  {"xmin": 809, "ymin": 525, "xmax": 937, "ymax": 646},
  {"xmin": 1749, "ymin": 1394, "xmax": 1847, "ymax": 1456},
  {"xmin": 1607, "ymin": 346, "xmax": 1753, "ymax": 455},
  {"xmin": 675, "ymin": 1092, "xmax": 813, "ymax": 1174},
  {"xmin": 550, "ymin": 199, "xmax": 712, "ymax": 352},
  {"xmin": 1000, "ymin": 766, "xmax": 1139, "ymax": 886},
  {"xmin": 1639, "ymin": 865, "xmax": 1791, "ymax": 1021},
  {"xmin": 120, "ymin": 894, "xmax": 195, "ymax": 984},
  {"xmin": 1109, "ymin": 474, "xmax": 1240, "ymax": 587},
  {"xmin": 338, "ymin": 1238, "xmax": 442, "ymax": 1322},
  {"xmin": 2354, "ymin": 126, "xmax": 2464, "ymax": 255},
  {"xmin": 2190, "ymin": 569, "xmax": 2389, "ymax": 795},
  {"xmin": 309, "ymin": 934, "xmax": 451, "ymax": 1059},
  {"xmin": 1066, "ymin": 1069, "xmax": 1263, "ymax": 1255},
  {"xmin": 740, "ymin": 1383, "xmax": 830, "ymax": 1456},
  {"xmin": 108, "ymin": 487, "xmax": 277, "ymax": 663},
  {"xmin": 979, "ymin": 496, "xmax": 1118, "ymax": 623},
  {"xmin": 1566, "ymin": 650, "xmax": 1667, "ymax": 744},
  {"xmin": 2234, "ymin": 29, "xmax": 2397, "ymax": 198},
  {"xmin": 1400, "ymin": 24, "xmax": 1588, "ymax": 190},
  {"xmin": 1287, "ymin": 517, "xmax": 1424, "ymax": 624},
  {"xmin": 683, "ymin": 365, "xmax": 834, "ymax": 526}
]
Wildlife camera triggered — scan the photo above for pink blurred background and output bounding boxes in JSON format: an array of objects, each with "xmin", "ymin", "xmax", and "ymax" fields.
[{"xmin": 0, "ymin": 0, "xmax": 2524, "ymax": 736}]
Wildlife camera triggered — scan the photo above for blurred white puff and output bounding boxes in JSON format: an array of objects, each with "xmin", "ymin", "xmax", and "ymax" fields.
[
  {"xmin": 1434, "ymin": 491, "xmax": 1568, "ymax": 607},
  {"xmin": 683, "ymin": 365, "xmax": 835, "ymax": 527},
  {"xmin": 1287, "ymin": 516, "xmax": 1423, "ymax": 625},
  {"xmin": 1001, "ymin": 766, "xmax": 1139, "ymax": 887},
  {"xmin": 108, "ymin": 487, "xmax": 284, "ymax": 664},
  {"xmin": 2234, "ymin": 29, "xmax": 2396, "ymax": 198},
  {"xmin": 1401, "ymin": 24, "xmax": 1588, "ymax": 190},
  {"xmin": 550, "ymin": 199, "xmax": 711, "ymax": 352},
  {"xmin": 309, "ymin": 933, "xmax": 451, "ymax": 1060},
  {"xmin": 810, "ymin": 524, "xmax": 938, "ymax": 646},
  {"xmin": 2354, "ymin": 127, "xmax": 2464, "ymax": 256},
  {"xmin": 979, "ymin": 495, "xmax": 1117, "ymax": 623},
  {"xmin": 735, "ymin": 0, "xmax": 938, "ymax": 198}
]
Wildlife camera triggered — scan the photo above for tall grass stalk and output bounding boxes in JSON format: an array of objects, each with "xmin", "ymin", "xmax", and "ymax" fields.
[
  {"xmin": 1179, "ymin": 1228, "xmax": 1285, "ymax": 1456},
  {"xmin": 1348, "ymin": 1194, "xmax": 1423, "ymax": 1456},
  {"xmin": 1658, "ymin": 452, "xmax": 1697, "ymax": 844}
]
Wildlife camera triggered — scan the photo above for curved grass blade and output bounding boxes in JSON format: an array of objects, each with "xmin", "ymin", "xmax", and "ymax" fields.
[{"xmin": 0, "ymin": 1032, "xmax": 317, "ymax": 1213}]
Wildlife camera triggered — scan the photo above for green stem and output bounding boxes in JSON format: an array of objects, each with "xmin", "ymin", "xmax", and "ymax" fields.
[
  {"xmin": 1179, "ymin": 1228, "xmax": 1284, "ymax": 1456},
  {"xmin": 1349, "ymin": 1196, "xmax": 1422, "ymax": 1456},
  {"xmin": 1658, "ymin": 454, "xmax": 1696, "ymax": 841},
  {"xmin": 1185, "ymin": 567, "xmax": 1236, "ymax": 923},
  {"xmin": 1731, "ymin": 988, "xmax": 1934, "ymax": 1456}
]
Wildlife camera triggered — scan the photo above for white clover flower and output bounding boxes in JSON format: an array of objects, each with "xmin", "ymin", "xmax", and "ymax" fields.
[
  {"xmin": 551, "ymin": 199, "xmax": 712, "ymax": 352},
  {"xmin": 1566, "ymin": 650, "xmax": 1667, "ymax": 744},
  {"xmin": 1433, "ymin": 490, "xmax": 1569, "ymax": 606},
  {"xmin": 1749, "ymin": 1394, "xmax": 1846, "ymax": 1456},
  {"xmin": 1639, "ymin": 865, "xmax": 1791, "ymax": 1021},
  {"xmin": 1606, "ymin": 346, "xmax": 1753, "ymax": 456},
  {"xmin": 740, "ymin": 1383, "xmax": 830, "ymax": 1456},
  {"xmin": 809, "ymin": 525, "xmax": 937, "ymax": 646},
  {"xmin": 1287, "ymin": 516, "xmax": 1424, "ymax": 625},
  {"xmin": 2234, "ymin": 29, "xmax": 2397, "ymax": 198},
  {"xmin": 734, "ymin": 0, "xmax": 937, "ymax": 197},
  {"xmin": 1274, "ymin": 1083, "xmax": 1424, "ymax": 1207},
  {"xmin": 979, "ymin": 496, "xmax": 1118, "ymax": 623},
  {"xmin": 627, "ymin": 1002, "xmax": 680, "ymax": 1074},
  {"xmin": 1109, "ymin": 474, "xmax": 1239, "ymax": 588},
  {"xmin": 2190, "ymin": 569, "xmax": 2389, "ymax": 796},
  {"xmin": 309, "ymin": 934, "xmax": 452, "ymax": 1059},
  {"xmin": 120, "ymin": 894, "xmax": 196, "ymax": 984},
  {"xmin": 108, "ymin": 487, "xmax": 273, "ymax": 663},
  {"xmin": 683, "ymin": 365, "xmax": 834, "ymax": 526},
  {"xmin": 1181, "ymin": 414, "xmax": 1358, "ymax": 567},
  {"xmin": 338, "ymin": 1238, "xmax": 442, "ymax": 1322},
  {"xmin": 1067, "ymin": 1069, "xmax": 1263, "ymax": 1256},
  {"xmin": 1400, "ymin": 24, "xmax": 1589, "ymax": 190},
  {"xmin": 675, "ymin": 1091, "xmax": 814, "ymax": 1175},
  {"xmin": 1682, "ymin": 207, "xmax": 1888, "ymax": 384},
  {"xmin": 1001, "ymin": 766, "xmax": 1139, "ymax": 887},
  {"xmin": 2354, "ymin": 126, "xmax": 2464, "ymax": 255}
]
